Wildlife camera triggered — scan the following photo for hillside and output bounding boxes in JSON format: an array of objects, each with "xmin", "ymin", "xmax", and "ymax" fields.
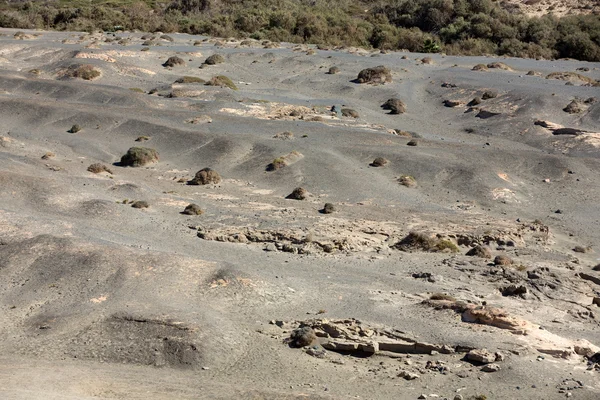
[
  {"xmin": 501, "ymin": 0, "xmax": 600, "ymax": 17},
  {"xmin": 2, "ymin": 0, "xmax": 600, "ymax": 61}
]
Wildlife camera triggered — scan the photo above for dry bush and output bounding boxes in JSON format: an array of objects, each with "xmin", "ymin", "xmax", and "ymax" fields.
[
  {"xmin": 466, "ymin": 245, "xmax": 492, "ymax": 259},
  {"xmin": 356, "ymin": 66, "xmax": 392, "ymax": 84},
  {"xmin": 546, "ymin": 72, "xmax": 596, "ymax": 84},
  {"xmin": 131, "ymin": 200, "xmax": 149, "ymax": 208},
  {"xmin": 494, "ymin": 255, "xmax": 513, "ymax": 266},
  {"xmin": 267, "ymin": 157, "xmax": 286, "ymax": 171},
  {"xmin": 573, "ymin": 245, "xmax": 591, "ymax": 253},
  {"xmin": 87, "ymin": 163, "xmax": 113, "ymax": 174},
  {"xmin": 175, "ymin": 76, "xmax": 205, "ymax": 84},
  {"xmin": 273, "ymin": 131, "xmax": 294, "ymax": 140},
  {"xmin": 120, "ymin": 147, "xmax": 159, "ymax": 167},
  {"xmin": 182, "ymin": 203, "xmax": 203, "ymax": 215},
  {"xmin": 394, "ymin": 232, "xmax": 459, "ymax": 253},
  {"xmin": 65, "ymin": 64, "xmax": 100, "ymax": 80},
  {"xmin": 204, "ymin": 54, "xmax": 224, "ymax": 65},
  {"xmin": 286, "ymin": 187, "xmax": 308, "ymax": 200},
  {"xmin": 430, "ymin": 293, "xmax": 456, "ymax": 301},
  {"xmin": 205, "ymin": 75, "xmax": 237, "ymax": 90},
  {"xmin": 289, "ymin": 327, "xmax": 316, "ymax": 347},
  {"xmin": 163, "ymin": 56, "xmax": 185, "ymax": 68},
  {"xmin": 487, "ymin": 62, "xmax": 513, "ymax": 71},
  {"xmin": 189, "ymin": 168, "xmax": 221, "ymax": 185},
  {"xmin": 398, "ymin": 175, "xmax": 416, "ymax": 187},
  {"xmin": 341, "ymin": 108, "xmax": 359, "ymax": 118}
]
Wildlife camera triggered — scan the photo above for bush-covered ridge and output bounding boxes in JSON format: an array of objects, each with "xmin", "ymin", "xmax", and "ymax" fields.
[{"xmin": 2, "ymin": 0, "xmax": 600, "ymax": 61}]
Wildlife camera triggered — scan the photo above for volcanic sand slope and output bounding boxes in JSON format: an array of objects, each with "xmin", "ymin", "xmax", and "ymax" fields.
[{"xmin": 1, "ymin": 28, "xmax": 600, "ymax": 399}]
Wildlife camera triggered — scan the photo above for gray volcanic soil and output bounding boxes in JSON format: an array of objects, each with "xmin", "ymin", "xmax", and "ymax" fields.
[{"xmin": 1, "ymin": 29, "xmax": 600, "ymax": 399}]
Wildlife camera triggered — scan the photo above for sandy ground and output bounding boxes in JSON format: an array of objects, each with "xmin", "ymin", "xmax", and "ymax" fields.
[{"xmin": 0, "ymin": 28, "xmax": 600, "ymax": 400}]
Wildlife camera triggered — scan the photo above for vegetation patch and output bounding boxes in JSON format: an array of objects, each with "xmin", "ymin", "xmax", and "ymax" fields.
[
  {"xmin": 4, "ymin": 0, "xmax": 600, "ymax": 61},
  {"xmin": 393, "ymin": 232, "xmax": 459, "ymax": 253},
  {"xmin": 356, "ymin": 66, "xmax": 391, "ymax": 84},
  {"xmin": 188, "ymin": 168, "xmax": 221, "ymax": 185},
  {"xmin": 175, "ymin": 76, "xmax": 205, "ymax": 84},
  {"xmin": 205, "ymin": 75, "xmax": 237, "ymax": 90},
  {"xmin": 120, "ymin": 147, "xmax": 159, "ymax": 167},
  {"xmin": 163, "ymin": 56, "xmax": 185, "ymax": 68},
  {"xmin": 64, "ymin": 64, "xmax": 100, "ymax": 80}
]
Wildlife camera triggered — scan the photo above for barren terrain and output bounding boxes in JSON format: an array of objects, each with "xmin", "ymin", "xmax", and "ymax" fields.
[{"xmin": 0, "ymin": 29, "xmax": 600, "ymax": 399}]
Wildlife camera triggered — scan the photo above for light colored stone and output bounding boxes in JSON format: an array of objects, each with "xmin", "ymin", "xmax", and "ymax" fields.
[
  {"xmin": 481, "ymin": 363, "xmax": 500, "ymax": 372},
  {"xmin": 466, "ymin": 349, "xmax": 496, "ymax": 364},
  {"xmin": 398, "ymin": 370, "xmax": 419, "ymax": 380}
]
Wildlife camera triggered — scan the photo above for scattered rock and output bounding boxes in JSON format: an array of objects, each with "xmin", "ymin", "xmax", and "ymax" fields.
[
  {"xmin": 327, "ymin": 66, "xmax": 340, "ymax": 75},
  {"xmin": 563, "ymin": 100, "xmax": 584, "ymax": 114},
  {"xmin": 305, "ymin": 345, "xmax": 327, "ymax": 358},
  {"xmin": 472, "ymin": 64, "xmax": 488, "ymax": 71},
  {"xmin": 500, "ymin": 285, "xmax": 527, "ymax": 297},
  {"xmin": 443, "ymin": 99, "xmax": 461, "ymax": 107},
  {"xmin": 321, "ymin": 203, "xmax": 336, "ymax": 214},
  {"xmin": 381, "ymin": 98, "xmax": 406, "ymax": 114},
  {"xmin": 481, "ymin": 363, "xmax": 500, "ymax": 372},
  {"xmin": 476, "ymin": 110, "xmax": 501, "ymax": 119},
  {"xmin": 371, "ymin": 157, "xmax": 388, "ymax": 167},
  {"xmin": 407, "ymin": 139, "xmax": 418, "ymax": 146},
  {"xmin": 69, "ymin": 124, "xmax": 82, "ymax": 133},
  {"xmin": 466, "ymin": 349, "xmax": 496, "ymax": 364},
  {"xmin": 120, "ymin": 147, "xmax": 159, "ymax": 167},
  {"xmin": 482, "ymin": 90, "xmax": 498, "ymax": 100},
  {"xmin": 467, "ymin": 97, "xmax": 482, "ymax": 106},
  {"xmin": 189, "ymin": 168, "xmax": 221, "ymax": 185},
  {"xmin": 399, "ymin": 370, "xmax": 419, "ymax": 380}
]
